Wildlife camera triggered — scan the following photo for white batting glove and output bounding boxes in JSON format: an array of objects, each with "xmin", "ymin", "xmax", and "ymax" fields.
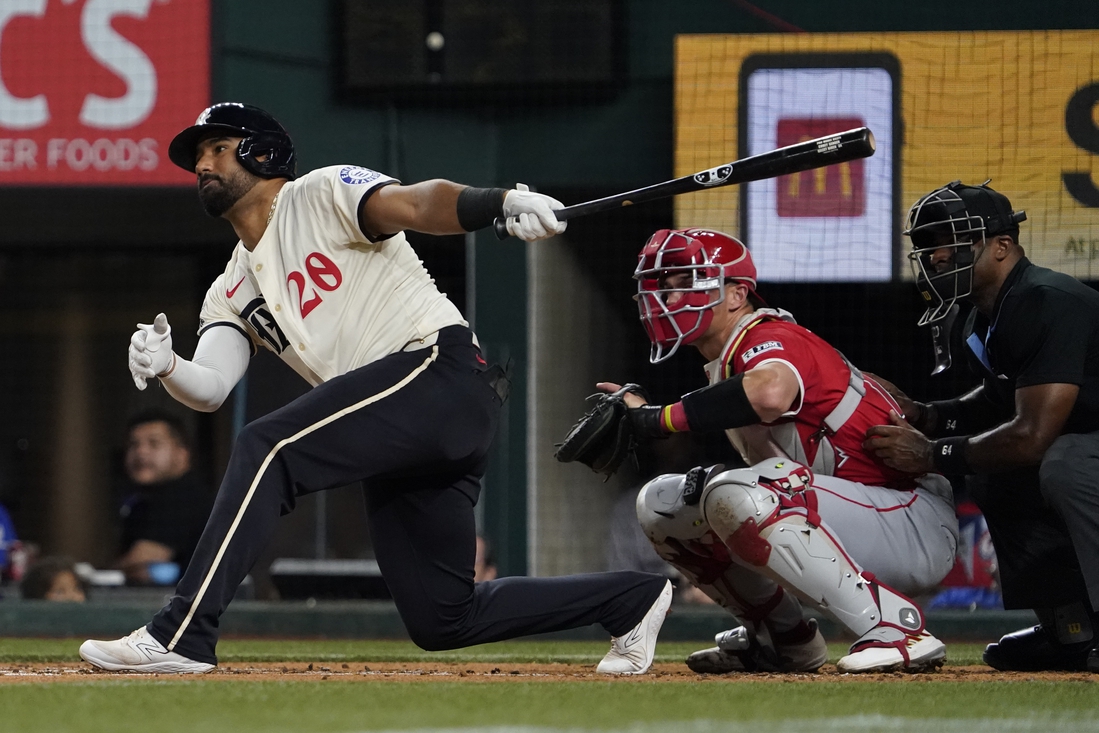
[
  {"xmin": 128, "ymin": 313, "xmax": 175, "ymax": 391},
  {"xmin": 502, "ymin": 183, "xmax": 566, "ymax": 241}
]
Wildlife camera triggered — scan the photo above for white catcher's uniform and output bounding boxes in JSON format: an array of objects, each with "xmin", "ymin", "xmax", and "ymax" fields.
[{"xmin": 638, "ymin": 309, "xmax": 958, "ymax": 639}]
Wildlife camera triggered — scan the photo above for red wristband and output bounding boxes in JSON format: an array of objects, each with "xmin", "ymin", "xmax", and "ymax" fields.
[{"xmin": 663, "ymin": 402, "xmax": 691, "ymax": 432}]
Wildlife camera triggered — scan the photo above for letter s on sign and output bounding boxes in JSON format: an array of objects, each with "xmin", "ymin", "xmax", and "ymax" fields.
[
  {"xmin": 79, "ymin": 0, "xmax": 157, "ymax": 130},
  {"xmin": 1063, "ymin": 82, "xmax": 1099, "ymax": 208},
  {"xmin": 0, "ymin": 0, "xmax": 49, "ymax": 131}
]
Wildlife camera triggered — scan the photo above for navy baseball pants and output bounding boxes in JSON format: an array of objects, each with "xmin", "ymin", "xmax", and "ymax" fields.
[
  {"xmin": 147, "ymin": 326, "xmax": 665, "ymax": 664},
  {"xmin": 970, "ymin": 431, "xmax": 1099, "ymax": 612}
]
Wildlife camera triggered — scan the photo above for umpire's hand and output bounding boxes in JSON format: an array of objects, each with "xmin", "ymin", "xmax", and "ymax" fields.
[
  {"xmin": 128, "ymin": 313, "xmax": 175, "ymax": 390},
  {"xmin": 863, "ymin": 411, "xmax": 935, "ymax": 474},
  {"xmin": 863, "ymin": 372, "xmax": 930, "ymax": 434}
]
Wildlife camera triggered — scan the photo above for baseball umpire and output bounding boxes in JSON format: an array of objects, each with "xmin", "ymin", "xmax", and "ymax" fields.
[
  {"xmin": 79, "ymin": 103, "xmax": 671, "ymax": 674},
  {"xmin": 866, "ymin": 181, "xmax": 1099, "ymax": 672},
  {"xmin": 562, "ymin": 228, "xmax": 958, "ymax": 674}
]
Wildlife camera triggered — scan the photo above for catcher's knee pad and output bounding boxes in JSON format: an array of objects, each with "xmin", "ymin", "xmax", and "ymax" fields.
[
  {"xmin": 636, "ymin": 473, "xmax": 709, "ymax": 544},
  {"xmin": 697, "ymin": 463, "xmax": 788, "ymax": 554}
]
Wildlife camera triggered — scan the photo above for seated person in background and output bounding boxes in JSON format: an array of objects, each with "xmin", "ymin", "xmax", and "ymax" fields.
[
  {"xmin": 117, "ymin": 409, "xmax": 215, "ymax": 585},
  {"xmin": 22, "ymin": 556, "xmax": 86, "ymax": 602}
]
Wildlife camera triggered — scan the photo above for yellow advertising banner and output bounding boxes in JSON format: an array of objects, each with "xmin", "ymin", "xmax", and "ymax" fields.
[{"xmin": 675, "ymin": 31, "xmax": 1099, "ymax": 280}]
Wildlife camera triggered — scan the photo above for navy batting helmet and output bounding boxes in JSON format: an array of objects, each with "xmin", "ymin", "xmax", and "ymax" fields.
[{"xmin": 169, "ymin": 103, "xmax": 296, "ymax": 180}]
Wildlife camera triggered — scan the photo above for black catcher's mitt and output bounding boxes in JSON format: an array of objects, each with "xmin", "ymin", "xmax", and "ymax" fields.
[{"xmin": 554, "ymin": 384, "xmax": 646, "ymax": 478}]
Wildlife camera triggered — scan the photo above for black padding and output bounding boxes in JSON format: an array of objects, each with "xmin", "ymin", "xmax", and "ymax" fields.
[{"xmin": 681, "ymin": 373, "xmax": 761, "ymax": 432}]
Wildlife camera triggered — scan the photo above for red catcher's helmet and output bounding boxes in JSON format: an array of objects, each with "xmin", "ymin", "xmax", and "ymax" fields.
[{"xmin": 634, "ymin": 228, "xmax": 760, "ymax": 363}]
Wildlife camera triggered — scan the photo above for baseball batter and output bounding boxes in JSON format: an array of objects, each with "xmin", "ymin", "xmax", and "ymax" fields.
[
  {"xmin": 79, "ymin": 103, "xmax": 671, "ymax": 674},
  {"xmin": 605, "ymin": 228, "xmax": 958, "ymax": 673}
]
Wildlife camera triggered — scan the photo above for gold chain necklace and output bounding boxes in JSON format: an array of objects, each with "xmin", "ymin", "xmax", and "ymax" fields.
[{"xmin": 266, "ymin": 191, "xmax": 280, "ymax": 225}]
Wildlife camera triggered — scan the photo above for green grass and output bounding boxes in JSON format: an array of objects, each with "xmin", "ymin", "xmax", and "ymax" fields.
[
  {"xmin": 1, "ymin": 679, "xmax": 1098, "ymax": 733},
  {"xmin": 0, "ymin": 637, "xmax": 993, "ymax": 665},
  {"xmin": 1, "ymin": 638, "xmax": 1096, "ymax": 733}
]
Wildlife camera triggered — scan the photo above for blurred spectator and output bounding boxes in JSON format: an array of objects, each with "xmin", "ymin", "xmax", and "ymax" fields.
[
  {"xmin": 116, "ymin": 409, "xmax": 215, "ymax": 586},
  {"xmin": 0, "ymin": 502, "xmax": 17, "ymax": 579},
  {"xmin": 21, "ymin": 556, "xmax": 86, "ymax": 602},
  {"xmin": 475, "ymin": 535, "xmax": 497, "ymax": 582},
  {"xmin": 927, "ymin": 500, "xmax": 1003, "ymax": 611}
]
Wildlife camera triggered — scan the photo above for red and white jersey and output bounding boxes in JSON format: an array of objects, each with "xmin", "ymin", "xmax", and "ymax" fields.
[
  {"xmin": 198, "ymin": 165, "xmax": 466, "ymax": 385},
  {"xmin": 706, "ymin": 309, "xmax": 916, "ymax": 490}
]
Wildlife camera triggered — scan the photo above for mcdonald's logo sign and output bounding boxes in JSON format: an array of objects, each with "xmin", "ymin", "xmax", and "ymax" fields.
[{"xmin": 775, "ymin": 117, "xmax": 866, "ymax": 218}]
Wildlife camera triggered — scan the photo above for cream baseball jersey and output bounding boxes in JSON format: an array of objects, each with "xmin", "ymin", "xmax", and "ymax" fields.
[
  {"xmin": 198, "ymin": 165, "xmax": 466, "ymax": 385},
  {"xmin": 706, "ymin": 309, "xmax": 915, "ymax": 489}
]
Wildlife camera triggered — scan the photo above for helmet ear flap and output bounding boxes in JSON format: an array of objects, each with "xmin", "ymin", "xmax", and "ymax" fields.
[
  {"xmin": 237, "ymin": 132, "xmax": 296, "ymax": 179},
  {"xmin": 169, "ymin": 103, "xmax": 296, "ymax": 178}
]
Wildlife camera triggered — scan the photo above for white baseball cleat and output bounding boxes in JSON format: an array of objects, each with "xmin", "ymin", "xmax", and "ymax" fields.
[
  {"xmin": 686, "ymin": 619, "xmax": 829, "ymax": 674},
  {"xmin": 79, "ymin": 627, "xmax": 214, "ymax": 674},
  {"xmin": 596, "ymin": 580, "xmax": 673, "ymax": 675},
  {"xmin": 836, "ymin": 628, "xmax": 946, "ymax": 673}
]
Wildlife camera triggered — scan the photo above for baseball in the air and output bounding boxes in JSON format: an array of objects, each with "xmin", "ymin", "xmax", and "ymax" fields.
[{"xmin": 426, "ymin": 32, "xmax": 445, "ymax": 51}]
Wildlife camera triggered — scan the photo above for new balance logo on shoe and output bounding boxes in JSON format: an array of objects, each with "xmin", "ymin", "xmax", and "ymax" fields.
[{"xmin": 133, "ymin": 640, "xmax": 168, "ymax": 659}]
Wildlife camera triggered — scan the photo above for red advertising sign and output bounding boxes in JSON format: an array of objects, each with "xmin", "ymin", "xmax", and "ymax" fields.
[
  {"xmin": 0, "ymin": 0, "xmax": 208, "ymax": 185},
  {"xmin": 775, "ymin": 117, "xmax": 866, "ymax": 217}
]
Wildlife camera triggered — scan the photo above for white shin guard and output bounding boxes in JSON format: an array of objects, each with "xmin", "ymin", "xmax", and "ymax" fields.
[{"xmin": 698, "ymin": 458, "xmax": 925, "ymax": 639}]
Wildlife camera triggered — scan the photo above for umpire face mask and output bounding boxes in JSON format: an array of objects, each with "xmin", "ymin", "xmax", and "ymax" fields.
[
  {"xmin": 904, "ymin": 185, "xmax": 988, "ymax": 327},
  {"xmin": 908, "ymin": 231, "xmax": 977, "ymax": 327},
  {"xmin": 905, "ymin": 181, "xmax": 1027, "ymax": 328}
]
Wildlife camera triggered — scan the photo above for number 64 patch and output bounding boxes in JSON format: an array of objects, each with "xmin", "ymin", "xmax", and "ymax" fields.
[{"xmin": 741, "ymin": 340, "xmax": 783, "ymax": 363}]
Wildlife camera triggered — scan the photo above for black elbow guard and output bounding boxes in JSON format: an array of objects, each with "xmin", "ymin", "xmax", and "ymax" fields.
[{"xmin": 680, "ymin": 373, "xmax": 762, "ymax": 432}]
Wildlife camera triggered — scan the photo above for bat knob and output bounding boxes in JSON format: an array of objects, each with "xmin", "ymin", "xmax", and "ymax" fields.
[{"xmin": 492, "ymin": 217, "xmax": 511, "ymax": 240}]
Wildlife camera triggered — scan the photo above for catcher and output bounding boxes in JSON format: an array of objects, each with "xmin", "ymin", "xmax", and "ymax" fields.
[{"xmin": 557, "ymin": 228, "xmax": 958, "ymax": 673}]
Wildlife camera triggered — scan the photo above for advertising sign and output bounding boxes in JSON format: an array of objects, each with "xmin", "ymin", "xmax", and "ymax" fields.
[
  {"xmin": 676, "ymin": 32, "xmax": 1099, "ymax": 280},
  {"xmin": 741, "ymin": 56, "xmax": 897, "ymax": 281},
  {"xmin": 0, "ymin": 0, "xmax": 208, "ymax": 185}
]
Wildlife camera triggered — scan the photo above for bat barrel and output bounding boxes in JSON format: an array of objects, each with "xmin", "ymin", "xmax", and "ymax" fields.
[{"xmin": 492, "ymin": 126, "xmax": 875, "ymax": 239}]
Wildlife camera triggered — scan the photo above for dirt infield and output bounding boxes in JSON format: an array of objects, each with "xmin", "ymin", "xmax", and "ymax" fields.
[{"xmin": 1, "ymin": 661, "xmax": 1094, "ymax": 684}]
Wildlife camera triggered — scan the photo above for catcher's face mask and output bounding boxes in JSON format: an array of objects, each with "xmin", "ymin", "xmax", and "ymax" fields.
[{"xmin": 634, "ymin": 228, "xmax": 759, "ymax": 363}]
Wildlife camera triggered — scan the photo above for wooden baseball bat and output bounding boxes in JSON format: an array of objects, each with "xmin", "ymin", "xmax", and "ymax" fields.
[{"xmin": 493, "ymin": 126, "xmax": 875, "ymax": 239}]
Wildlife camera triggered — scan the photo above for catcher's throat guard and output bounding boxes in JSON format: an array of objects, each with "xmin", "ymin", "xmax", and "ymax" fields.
[{"xmin": 928, "ymin": 303, "xmax": 959, "ymax": 376}]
